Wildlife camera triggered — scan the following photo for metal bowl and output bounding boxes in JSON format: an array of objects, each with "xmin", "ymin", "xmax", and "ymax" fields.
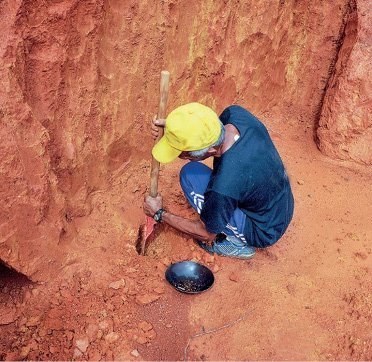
[{"xmin": 165, "ymin": 261, "xmax": 214, "ymax": 294}]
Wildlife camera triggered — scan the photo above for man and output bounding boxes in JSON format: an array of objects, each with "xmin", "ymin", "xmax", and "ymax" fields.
[{"xmin": 143, "ymin": 103, "xmax": 294, "ymax": 259}]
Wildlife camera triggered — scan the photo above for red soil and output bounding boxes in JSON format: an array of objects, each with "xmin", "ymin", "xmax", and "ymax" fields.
[
  {"xmin": 1, "ymin": 120, "xmax": 371, "ymax": 361},
  {"xmin": 1, "ymin": 0, "xmax": 372, "ymax": 360}
]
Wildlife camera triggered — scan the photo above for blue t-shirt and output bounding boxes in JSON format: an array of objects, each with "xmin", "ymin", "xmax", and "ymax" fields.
[{"xmin": 200, "ymin": 105, "xmax": 294, "ymax": 248}]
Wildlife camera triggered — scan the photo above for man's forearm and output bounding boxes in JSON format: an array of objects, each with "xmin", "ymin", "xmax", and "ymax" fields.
[{"xmin": 161, "ymin": 211, "xmax": 216, "ymax": 242}]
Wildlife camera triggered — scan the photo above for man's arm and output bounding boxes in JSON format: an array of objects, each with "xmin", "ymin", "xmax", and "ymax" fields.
[
  {"xmin": 161, "ymin": 211, "xmax": 216, "ymax": 243},
  {"xmin": 143, "ymin": 194, "xmax": 216, "ymax": 243}
]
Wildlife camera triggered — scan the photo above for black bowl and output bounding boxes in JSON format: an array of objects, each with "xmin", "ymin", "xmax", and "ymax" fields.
[{"xmin": 165, "ymin": 261, "xmax": 214, "ymax": 294}]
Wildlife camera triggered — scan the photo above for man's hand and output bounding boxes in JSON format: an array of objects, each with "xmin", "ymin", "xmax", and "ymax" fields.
[
  {"xmin": 151, "ymin": 115, "xmax": 166, "ymax": 140},
  {"xmin": 143, "ymin": 194, "xmax": 163, "ymax": 217}
]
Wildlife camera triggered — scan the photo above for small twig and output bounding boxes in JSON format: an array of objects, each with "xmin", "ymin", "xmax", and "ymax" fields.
[{"xmin": 184, "ymin": 308, "xmax": 257, "ymax": 361}]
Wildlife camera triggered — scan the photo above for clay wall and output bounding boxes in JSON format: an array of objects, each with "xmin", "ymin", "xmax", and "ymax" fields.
[
  {"xmin": 317, "ymin": 0, "xmax": 372, "ymax": 164},
  {"xmin": 1, "ymin": 0, "xmax": 369, "ymax": 281}
]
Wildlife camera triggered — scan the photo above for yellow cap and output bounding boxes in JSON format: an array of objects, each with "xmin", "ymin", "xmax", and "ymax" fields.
[{"xmin": 152, "ymin": 103, "xmax": 221, "ymax": 163}]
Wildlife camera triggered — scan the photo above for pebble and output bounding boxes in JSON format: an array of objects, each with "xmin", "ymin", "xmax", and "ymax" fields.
[
  {"xmin": 138, "ymin": 321, "xmax": 153, "ymax": 332},
  {"xmin": 86, "ymin": 324, "xmax": 99, "ymax": 342},
  {"xmin": 105, "ymin": 332, "xmax": 119, "ymax": 344},
  {"xmin": 31, "ymin": 288, "xmax": 40, "ymax": 297},
  {"xmin": 20, "ymin": 346, "xmax": 30, "ymax": 359},
  {"xmin": 49, "ymin": 345, "xmax": 58, "ymax": 354},
  {"xmin": 136, "ymin": 336, "xmax": 148, "ymax": 344},
  {"xmin": 131, "ymin": 349, "xmax": 140, "ymax": 357},
  {"xmin": 0, "ymin": 308, "xmax": 16, "ymax": 325},
  {"xmin": 64, "ymin": 330, "xmax": 74, "ymax": 341},
  {"xmin": 153, "ymin": 287, "xmax": 165, "ymax": 294},
  {"xmin": 74, "ymin": 348, "xmax": 83, "ymax": 358},
  {"xmin": 39, "ymin": 328, "xmax": 48, "ymax": 337},
  {"xmin": 204, "ymin": 254, "xmax": 215, "ymax": 263},
  {"xmin": 229, "ymin": 272, "xmax": 239, "ymax": 282},
  {"xmin": 297, "ymin": 180, "xmax": 305, "ymax": 185},
  {"xmin": 76, "ymin": 338, "xmax": 89, "ymax": 353},
  {"xmin": 26, "ymin": 316, "xmax": 40, "ymax": 327},
  {"xmin": 135, "ymin": 293, "xmax": 160, "ymax": 305},
  {"xmin": 161, "ymin": 257, "xmax": 171, "ymax": 266},
  {"xmin": 109, "ymin": 279, "xmax": 126, "ymax": 290},
  {"xmin": 145, "ymin": 329, "xmax": 157, "ymax": 340},
  {"xmin": 89, "ymin": 349, "xmax": 101, "ymax": 361}
]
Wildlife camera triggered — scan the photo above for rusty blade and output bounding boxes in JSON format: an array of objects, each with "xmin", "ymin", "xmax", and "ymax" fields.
[{"xmin": 140, "ymin": 216, "xmax": 157, "ymax": 255}]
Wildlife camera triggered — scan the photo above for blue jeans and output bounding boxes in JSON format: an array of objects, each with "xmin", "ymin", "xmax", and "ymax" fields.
[{"xmin": 179, "ymin": 161, "xmax": 248, "ymax": 246}]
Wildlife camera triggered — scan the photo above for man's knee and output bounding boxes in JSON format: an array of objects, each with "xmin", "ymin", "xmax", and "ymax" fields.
[
  {"xmin": 180, "ymin": 162, "xmax": 197, "ymax": 193},
  {"xmin": 180, "ymin": 162, "xmax": 196, "ymax": 181}
]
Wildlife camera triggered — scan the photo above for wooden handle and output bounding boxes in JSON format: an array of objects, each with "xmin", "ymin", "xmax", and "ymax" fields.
[{"xmin": 150, "ymin": 71, "xmax": 170, "ymax": 197}]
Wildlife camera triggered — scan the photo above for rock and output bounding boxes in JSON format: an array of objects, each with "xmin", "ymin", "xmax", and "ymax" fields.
[
  {"xmin": 105, "ymin": 350, "xmax": 114, "ymax": 360},
  {"xmin": 99, "ymin": 320, "xmax": 109, "ymax": 330},
  {"xmin": 64, "ymin": 330, "xmax": 74, "ymax": 341},
  {"xmin": 153, "ymin": 287, "xmax": 165, "ymax": 294},
  {"xmin": 74, "ymin": 348, "xmax": 83, "ymax": 358},
  {"xmin": 19, "ymin": 325, "xmax": 28, "ymax": 333},
  {"xmin": 86, "ymin": 324, "xmax": 99, "ymax": 342},
  {"xmin": 204, "ymin": 254, "xmax": 215, "ymax": 263},
  {"xmin": 88, "ymin": 349, "xmax": 101, "ymax": 361},
  {"xmin": 20, "ymin": 346, "xmax": 30, "ymax": 359},
  {"xmin": 105, "ymin": 332, "xmax": 119, "ymax": 344},
  {"xmin": 49, "ymin": 345, "xmax": 59, "ymax": 354},
  {"xmin": 109, "ymin": 279, "xmax": 126, "ymax": 290},
  {"xmin": 131, "ymin": 349, "xmax": 140, "ymax": 357},
  {"xmin": 26, "ymin": 316, "xmax": 40, "ymax": 327},
  {"xmin": 76, "ymin": 338, "xmax": 89, "ymax": 353},
  {"xmin": 191, "ymin": 251, "xmax": 201, "ymax": 261},
  {"xmin": 126, "ymin": 328, "xmax": 139, "ymax": 341},
  {"xmin": 145, "ymin": 329, "xmax": 157, "ymax": 340},
  {"xmin": 39, "ymin": 328, "xmax": 48, "ymax": 337},
  {"xmin": 4, "ymin": 351, "xmax": 21, "ymax": 361},
  {"xmin": 0, "ymin": 307, "xmax": 16, "ymax": 325},
  {"xmin": 161, "ymin": 257, "xmax": 171, "ymax": 266},
  {"xmin": 138, "ymin": 321, "xmax": 153, "ymax": 332},
  {"xmin": 297, "ymin": 180, "xmax": 305, "ymax": 185},
  {"xmin": 135, "ymin": 294, "xmax": 160, "ymax": 305},
  {"xmin": 136, "ymin": 336, "xmax": 148, "ymax": 344},
  {"xmin": 229, "ymin": 272, "xmax": 240, "ymax": 282}
]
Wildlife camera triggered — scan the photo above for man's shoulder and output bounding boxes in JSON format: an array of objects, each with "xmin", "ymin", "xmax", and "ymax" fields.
[
  {"xmin": 219, "ymin": 105, "xmax": 261, "ymax": 126},
  {"xmin": 219, "ymin": 105, "xmax": 246, "ymax": 121}
]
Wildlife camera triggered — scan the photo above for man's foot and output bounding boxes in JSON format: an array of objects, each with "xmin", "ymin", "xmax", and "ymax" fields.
[{"xmin": 197, "ymin": 235, "xmax": 255, "ymax": 259}]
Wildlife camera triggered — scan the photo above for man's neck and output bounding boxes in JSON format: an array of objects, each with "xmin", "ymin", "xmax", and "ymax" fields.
[{"xmin": 220, "ymin": 124, "xmax": 240, "ymax": 155}]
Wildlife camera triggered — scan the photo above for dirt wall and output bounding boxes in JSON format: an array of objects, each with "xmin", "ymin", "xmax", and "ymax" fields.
[
  {"xmin": 0, "ymin": 0, "xmax": 365, "ymax": 281},
  {"xmin": 317, "ymin": 0, "xmax": 372, "ymax": 164}
]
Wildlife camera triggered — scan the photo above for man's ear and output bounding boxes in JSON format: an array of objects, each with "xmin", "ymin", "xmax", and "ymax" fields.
[{"xmin": 206, "ymin": 148, "xmax": 218, "ymax": 155}]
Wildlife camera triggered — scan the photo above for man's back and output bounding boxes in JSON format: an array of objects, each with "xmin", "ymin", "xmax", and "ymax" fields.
[{"xmin": 201, "ymin": 105, "xmax": 294, "ymax": 248}]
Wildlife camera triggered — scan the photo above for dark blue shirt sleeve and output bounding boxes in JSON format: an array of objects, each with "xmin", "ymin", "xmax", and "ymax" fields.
[{"xmin": 200, "ymin": 191, "xmax": 238, "ymax": 234}]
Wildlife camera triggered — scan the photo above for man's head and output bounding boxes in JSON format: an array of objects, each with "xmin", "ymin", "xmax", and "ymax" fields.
[{"xmin": 152, "ymin": 103, "xmax": 225, "ymax": 163}]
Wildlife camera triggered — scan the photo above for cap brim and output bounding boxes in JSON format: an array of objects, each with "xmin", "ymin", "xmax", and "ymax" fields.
[{"xmin": 152, "ymin": 136, "xmax": 182, "ymax": 163}]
